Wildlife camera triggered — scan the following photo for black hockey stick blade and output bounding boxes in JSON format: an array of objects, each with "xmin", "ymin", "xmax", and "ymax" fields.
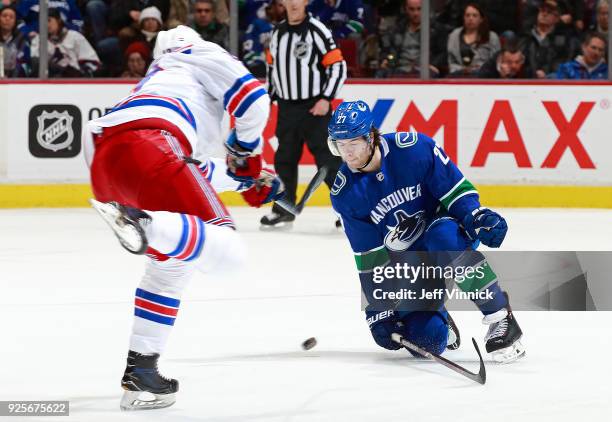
[
  {"xmin": 274, "ymin": 197, "xmax": 300, "ymax": 216},
  {"xmin": 296, "ymin": 166, "xmax": 329, "ymax": 213},
  {"xmin": 275, "ymin": 166, "xmax": 329, "ymax": 216},
  {"xmin": 392, "ymin": 333, "xmax": 486, "ymax": 385}
]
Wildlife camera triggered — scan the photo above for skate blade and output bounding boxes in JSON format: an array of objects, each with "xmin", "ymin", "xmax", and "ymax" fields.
[
  {"xmin": 259, "ymin": 221, "xmax": 294, "ymax": 231},
  {"xmin": 490, "ymin": 338, "xmax": 526, "ymax": 364},
  {"xmin": 89, "ymin": 199, "xmax": 147, "ymax": 255},
  {"xmin": 120, "ymin": 390, "xmax": 176, "ymax": 411}
]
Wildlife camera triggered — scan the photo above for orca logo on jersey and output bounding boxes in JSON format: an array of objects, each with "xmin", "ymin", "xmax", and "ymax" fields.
[
  {"xmin": 293, "ymin": 41, "xmax": 311, "ymax": 60},
  {"xmin": 384, "ymin": 209, "xmax": 426, "ymax": 251},
  {"xmin": 29, "ymin": 104, "xmax": 81, "ymax": 158},
  {"xmin": 396, "ymin": 131, "xmax": 418, "ymax": 148}
]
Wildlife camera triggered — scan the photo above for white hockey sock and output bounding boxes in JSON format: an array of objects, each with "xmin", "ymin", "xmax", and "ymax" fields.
[
  {"xmin": 143, "ymin": 211, "xmax": 205, "ymax": 261},
  {"xmin": 129, "ymin": 212, "xmax": 246, "ymax": 354},
  {"xmin": 130, "ymin": 258, "xmax": 196, "ymax": 354}
]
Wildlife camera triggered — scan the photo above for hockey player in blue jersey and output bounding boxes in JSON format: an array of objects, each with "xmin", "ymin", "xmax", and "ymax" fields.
[{"xmin": 328, "ymin": 100, "xmax": 525, "ymax": 363}]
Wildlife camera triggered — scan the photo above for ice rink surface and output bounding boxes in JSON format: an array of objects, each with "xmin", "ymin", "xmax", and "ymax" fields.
[{"xmin": 1, "ymin": 207, "xmax": 611, "ymax": 421}]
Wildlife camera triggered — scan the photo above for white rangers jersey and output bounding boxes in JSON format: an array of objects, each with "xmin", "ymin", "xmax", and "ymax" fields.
[{"xmin": 85, "ymin": 26, "xmax": 270, "ymax": 166}]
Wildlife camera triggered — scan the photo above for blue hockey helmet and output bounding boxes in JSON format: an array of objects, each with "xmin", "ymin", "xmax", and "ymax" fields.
[{"xmin": 327, "ymin": 101, "xmax": 374, "ymax": 156}]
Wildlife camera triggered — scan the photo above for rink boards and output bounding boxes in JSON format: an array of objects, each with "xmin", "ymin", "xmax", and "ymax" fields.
[{"xmin": 0, "ymin": 79, "xmax": 611, "ymax": 208}]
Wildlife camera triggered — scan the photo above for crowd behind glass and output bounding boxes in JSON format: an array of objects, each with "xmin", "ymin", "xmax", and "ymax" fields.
[{"xmin": 0, "ymin": 0, "xmax": 608, "ymax": 80}]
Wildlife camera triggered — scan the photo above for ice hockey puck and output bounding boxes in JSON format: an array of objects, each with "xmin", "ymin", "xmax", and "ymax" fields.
[{"xmin": 302, "ymin": 337, "xmax": 317, "ymax": 350}]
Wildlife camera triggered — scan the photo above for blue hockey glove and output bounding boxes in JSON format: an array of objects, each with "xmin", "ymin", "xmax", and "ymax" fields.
[
  {"xmin": 366, "ymin": 310, "xmax": 403, "ymax": 350},
  {"xmin": 462, "ymin": 207, "xmax": 508, "ymax": 248}
]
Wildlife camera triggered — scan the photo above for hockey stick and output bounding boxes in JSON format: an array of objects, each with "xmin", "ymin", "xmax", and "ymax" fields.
[
  {"xmin": 275, "ymin": 166, "xmax": 329, "ymax": 216},
  {"xmin": 391, "ymin": 333, "xmax": 487, "ymax": 385}
]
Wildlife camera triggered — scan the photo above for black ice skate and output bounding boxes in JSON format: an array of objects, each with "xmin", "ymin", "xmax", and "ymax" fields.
[
  {"xmin": 89, "ymin": 199, "xmax": 150, "ymax": 254},
  {"xmin": 120, "ymin": 351, "xmax": 179, "ymax": 411},
  {"xmin": 260, "ymin": 210, "xmax": 295, "ymax": 230},
  {"xmin": 446, "ymin": 312, "xmax": 461, "ymax": 350},
  {"xmin": 483, "ymin": 296, "xmax": 525, "ymax": 363}
]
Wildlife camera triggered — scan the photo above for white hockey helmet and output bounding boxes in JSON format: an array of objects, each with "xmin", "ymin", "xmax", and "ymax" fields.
[{"xmin": 153, "ymin": 25, "xmax": 203, "ymax": 59}]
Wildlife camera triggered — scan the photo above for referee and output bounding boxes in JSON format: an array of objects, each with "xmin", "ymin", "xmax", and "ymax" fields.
[{"xmin": 261, "ymin": 0, "xmax": 347, "ymax": 228}]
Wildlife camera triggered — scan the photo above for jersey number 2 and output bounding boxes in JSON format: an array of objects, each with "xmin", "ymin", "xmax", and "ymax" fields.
[{"xmin": 433, "ymin": 145, "xmax": 450, "ymax": 165}]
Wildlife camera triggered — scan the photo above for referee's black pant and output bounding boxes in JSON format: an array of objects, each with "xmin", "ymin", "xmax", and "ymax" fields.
[{"xmin": 272, "ymin": 98, "xmax": 342, "ymax": 214}]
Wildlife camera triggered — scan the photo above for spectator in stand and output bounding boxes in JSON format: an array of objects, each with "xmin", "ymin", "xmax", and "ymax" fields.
[
  {"xmin": 590, "ymin": 0, "xmax": 608, "ymax": 36},
  {"xmin": 556, "ymin": 31, "xmax": 607, "ymax": 78},
  {"xmin": 108, "ymin": 1, "xmax": 169, "ymax": 41},
  {"xmin": 242, "ymin": 0, "xmax": 285, "ymax": 78},
  {"xmin": 240, "ymin": 0, "xmax": 269, "ymax": 31},
  {"xmin": 1, "ymin": 0, "xmax": 16, "ymax": 7},
  {"xmin": 478, "ymin": 42, "xmax": 526, "ymax": 78},
  {"xmin": 376, "ymin": 0, "xmax": 449, "ymax": 77},
  {"xmin": 309, "ymin": 0, "xmax": 365, "ymax": 39},
  {"xmin": 0, "ymin": 5, "xmax": 31, "ymax": 77},
  {"xmin": 437, "ymin": 0, "xmax": 520, "ymax": 35},
  {"xmin": 520, "ymin": 0, "xmax": 579, "ymax": 78},
  {"xmin": 166, "ymin": 0, "xmax": 190, "ymax": 28},
  {"xmin": 521, "ymin": 0, "xmax": 584, "ymax": 34},
  {"xmin": 95, "ymin": 1, "xmax": 168, "ymax": 75},
  {"xmin": 83, "ymin": 0, "xmax": 111, "ymax": 44},
  {"xmin": 190, "ymin": 0, "xmax": 229, "ymax": 50},
  {"xmin": 30, "ymin": 8, "xmax": 100, "ymax": 77},
  {"xmin": 376, "ymin": 0, "xmax": 403, "ymax": 39},
  {"xmin": 17, "ymin": 0, "xmax": 84, "ymax": 37},
  {"xmin": 138, "ymin": 6, "xmax": 163, "ymax": 49},
  {"xmin": 121, "ymin": 40, "xmax": 151, "ymax": 77},
  {"xmin": 447, "ymin": 2, "xmax": 500, "ymax": 76}
]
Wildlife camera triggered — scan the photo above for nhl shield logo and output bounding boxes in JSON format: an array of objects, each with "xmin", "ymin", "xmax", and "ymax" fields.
[
  {"xmin": 293, "ymin": 41, "xmax": 311, "ymax": 60},
  {"xmin": 29, "ymin": 104, "xmax": 81, "ymax": 158},
  {"xmin": 36, "ymin": 111, "xmax": 74, "ymax": 152}
]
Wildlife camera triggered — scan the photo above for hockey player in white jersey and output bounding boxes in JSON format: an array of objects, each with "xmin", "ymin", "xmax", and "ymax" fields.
[{"xmin": 85, "ymin": 26, "xmax": 283, "ymax": 411}]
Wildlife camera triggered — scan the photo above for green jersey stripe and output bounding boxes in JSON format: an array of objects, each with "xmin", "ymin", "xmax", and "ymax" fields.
[
  {"xmin": 355, "ymin": 247, "xmax": 389, "ymax": 272},
  {"xmin": 440, "ymin": 179, "xmax": 478, "ymax": 210}
]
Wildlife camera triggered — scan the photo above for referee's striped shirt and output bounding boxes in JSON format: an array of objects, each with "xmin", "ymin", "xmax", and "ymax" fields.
[{"xmin": 266, "ymin": 14, "xmax": 347, "ymax": 101}]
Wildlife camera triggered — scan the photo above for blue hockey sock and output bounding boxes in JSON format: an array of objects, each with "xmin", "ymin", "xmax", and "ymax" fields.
[{"xmin": 473, "ymin": 282, "xmax": 508, "ymax": 315}]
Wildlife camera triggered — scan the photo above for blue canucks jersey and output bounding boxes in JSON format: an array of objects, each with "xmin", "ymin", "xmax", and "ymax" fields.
[
  {"xmin": 331, "ymin": 132, "xmax": 480, "ymax": 273},
  {"xmin": 242, "ymin": 18, "xmax": 273, "ymax": 69},
  {"xmin": 308, "ymin": 0, "xmax": 365, "ymax": 39}
]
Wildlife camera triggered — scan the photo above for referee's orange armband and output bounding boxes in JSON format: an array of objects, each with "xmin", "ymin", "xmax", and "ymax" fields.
[
  {"xmin": 321, "ymin": 48, "xmax": 344, "ymax": 67},
  {"xmin": 265, "ymin": 49, "xmax": 273, "ymax": 65}
]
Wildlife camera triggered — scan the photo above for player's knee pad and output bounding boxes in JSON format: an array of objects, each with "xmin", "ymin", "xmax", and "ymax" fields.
[
  {"xmin": 423, "ymin": 218, "xmax": 479, "ymax": 271},
  {"xmin": 402, "ymin": 311, "xmax": 448, "ymax": 356},
  {"xmin": 424, "ymin": 218, "xmax": 473, "ymax": 252},
  {"xmin": 195, "ymin": 224, "xmax": 247, "ymax": 275}
]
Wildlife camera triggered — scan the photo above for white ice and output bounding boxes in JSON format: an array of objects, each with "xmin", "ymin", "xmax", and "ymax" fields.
[{"xmin": 1, "ymin": 207, "xmax": 611, "ymax": 421}]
